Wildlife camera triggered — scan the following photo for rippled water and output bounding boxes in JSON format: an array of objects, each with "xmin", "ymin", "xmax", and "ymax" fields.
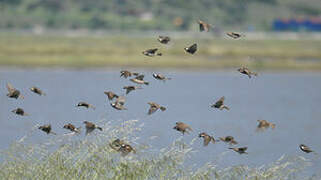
[{"xmin": 0, "ymin": 68, "xmax": 320, "ymax": 175}]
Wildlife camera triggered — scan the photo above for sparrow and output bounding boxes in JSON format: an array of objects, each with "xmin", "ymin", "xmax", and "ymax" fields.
[
  {"xmin": 184, "ymin": 43, "xmax": 197, "ymax": 54},
  {"xmin": 6, "ymin": 83, "xmax": 24, "ymax": 99},
  {"xmin": 173, "ymin": 122, "xmax": 192, "ymax": 135},
  {"xmin": 299, "ymin": 144, "xmax": 314, "ymax": 153},
  {"xmin": 119, "ymin": 143, "xmax": 136, "ymax": 156},
  {"xmin": 257, "ymin": 120, "xmax": 275, "ymax": 131},
  {"xmin": 76, "ymin": 102, "xmax": 95, "ymax": 110},
  {"xmin": 198, "ymin": 20, "xmax": 212, "ymax": 32},
  {"xmin": 11, "ymin": 108, "xmax": 29, "ymax": 116},
  {"xmin": 211, "ymin": 96, "xmax": 230, "ymax": 110},
  {"xmin": 123, "ymin": 86, "xmax": 142, "ymax": 94},
  {"xmin": 120, "ymin": 70, "xmax": 139, "ymax": 78},
  {"xmin": 83, "ymin": 121, "xmax": 102, "ymax": 135},
  {"xmin": 30, "ymin": 86, "xmax": 46, "ymax": 96},
  {"xmin": 142, "ymin": 48, "xmax": 162, "ymax": 57},
  {"xmin": 158, "ymin": 36, "xmax": 170, "ymax": 44},
  {"xmin": 219, "ymin": 136, "xmax": 238, "ymax": 145},
  {"xmin": 111, "ymin": 96, "xmax": 127, "ymax": 110},
  {"xmin": 238, "ymin": 67, "xmax": 258, "ymax": 78},
  {"xmin": 147, "ymin": 102, "xmax": 166, "ymax": 115},
  {"xmin": 63, "ymin": 123, "xmax": 81, "ymax": 133},
  {"xmin": 229, "ymin": 147, "xmax": 248, "ymax": 154},
  {"xmin": 226, "ymin": 32, "xmax": 244, "ymax": 39},
  {"xmin": 199, "ymin": 132, "xmax": 217, "ymax": 146},
  {"xmin": 130, "ymin": 75, "xmax": 149, "ymax": 85},
  {"xmin": 39, "ymin": 124, "xmax": 56, "ymax": 135},
  {"xmin": 104, "ymin": 91, "xmax": 119, "ymax": 101},
  {"xmin": 152, "ymin": 73, "xmax": 172, "ymax": 81}
]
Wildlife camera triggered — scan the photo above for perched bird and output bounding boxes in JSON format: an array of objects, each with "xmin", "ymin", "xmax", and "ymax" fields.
[
  {"xmin": 199, "ymin": 132, "xmax": 217, "ymax": 146},
  {"xmin": 6, "ymin": 83, "xmax": 24, "ymax": 99},
  {"xmin": 173, "ymin": 122, "xmax": 192, "ymax": 135},
  {"xmin": 123, "ymin": 86, "xmax": 142, "ymax": 94},
  {"xmin": 238, "ymin": 67, "xmax": 258, "ymax": 78},
  {"xmin": 83, "ymin": 121, "xmax": 102, "ymax": 135},
  {"xmin": 104, "ymin": 91, "xmax": 119, "ymax": 101},
  {"xmin": 219, "ymin": 136, "xmax": 238, "ymax": 145},
  {"xmin": 158, "ymin": 36, "xmax": 170, "ymax": 44},
  {"xmin": 226, "ymin": 32, "xmax": 244, "ymax": 39},
  {"xmin": 198, "ymin": 20, "xmax": 212, "ymax": 32},
  {"xmin": 147, "ymin": 102, "xmax": 166, "ymax": 115},
  {"xmin": 76, "ymin": 102, "xmax": 95, "ymax": 110},
  {"xmin": 111, "ymin": 96, "xmax": 127, "ymax": 110},
  {"xmin": 184, "ymin": 43, "xmax": 197, "ymax": 54},
  {"xmin": 211, "ymin": 96, "xmax": 230, "ymax": 110},
  {"xmin": 119, "ymin": 143, "xmax": 136, "ymax": 156},
  {"xmin": 63, "ymin": 123, "xmax": 81, "ymax": 134},
  {"xmin": 229, "ymin": 147, "xmax": 248, "ymax": 154},
  {"xmin": 152, "ymin": 73, "xmax": 172, "ymax": 81},
  {"xmin": 300, "ymin": 144, "xmax": 314, "ymax": 153},
  {"xmin": 120, "ymin": 70, "xmax": 139, "ymax": 79},
  {"xmin": 39, "ymin": 124, "xmax": 56, "ymax": 135},
  {"xmin": 142, "ymin": 48, "xmax": 162, "ymax": 57},
  {"xmin": 30, "ymin": 86, "xmax": 46, "ymax": 96},
  {"xmin": 11, "ymin": 108, "xmax": 29, "ymax": 116},
  {"xmin": 130, "ymin": 75, "xmax": 149, "ymax": 85},
  {"xmin": 257, "ymin": 120, "xmax": 275, "ymax": 131}
]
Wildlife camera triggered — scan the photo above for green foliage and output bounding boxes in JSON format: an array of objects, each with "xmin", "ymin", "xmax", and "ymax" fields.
[{"xmin": 0, "ymin": 0, "xmax": 320, "ymax": 30}]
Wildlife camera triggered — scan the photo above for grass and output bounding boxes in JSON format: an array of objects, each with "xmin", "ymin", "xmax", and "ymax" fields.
[
  {"xmin": 0, "ymin": 33, "xmax": 321, "ymax": 70},
  {"xmin": 0, "ymin": 119, "xmax": 316, "ymax": 179}
]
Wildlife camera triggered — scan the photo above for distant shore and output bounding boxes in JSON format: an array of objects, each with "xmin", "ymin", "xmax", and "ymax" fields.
[{"xmin": 0, "ymin": 33, "xmax": 320, "ymax": 70}]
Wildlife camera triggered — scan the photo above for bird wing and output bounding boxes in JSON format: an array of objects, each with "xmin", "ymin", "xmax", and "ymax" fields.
[
  {"xmin": 135, "ymin": 74, "xmax": 145, "ymax": 80},
  {"xmin": 6, "ymin": 83, "xmax": 15, "ymax": 93},
  {"xmin": 147, "ymin": 48, "xmax": 158, "ymax": 53},
  {"xmin": 189, "ymin": 44, "xmax": 197, "ymax": 53},
  {"xmin": 203, "ymin": 136, "xmax": 211, "ymax": 146},
  {"xmin": 148, "ymin": 106, "xmax": 158, "ymax": 115}
]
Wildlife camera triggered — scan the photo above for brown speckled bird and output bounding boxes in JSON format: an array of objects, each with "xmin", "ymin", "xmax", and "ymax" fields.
[
  {"xmin": 111, "ymin": 96, "xmax": 127, "ymax": 110},
  {"xmin": 173, "ymin": 122, "xmax": 192, "ymax": 135},
  {"xmin": 109, "ymin": 139, "xmax": 126, "ymax": 151},
  {"xmin": 199, "ymin": 132, "xmax": 217, "ymax": 146},
  {"xmin": 158, "ymin": 36, "xmax": 170, "ymax": 44},
  {"xmin": 198, "ymin": 20, "xmax": 212, "ymax": 32},
  {"xmin": 257, "ymin": 120, "xmax": 275, "ymax": 131},
  {"xmin": 83, "ymin": 121, "xmax": 102, "ymax": 135},
  {"xmin": 6, "ymin": 83, "xmax": 24, "ymax": 99},
  {"xmin": 30, "ymin": 86, "xmax": 46, "ymax": 96},
  {"xmin": 211, "ymin": 96, "xmax": 230, "ymax": 110},
  {"xmin": 76, "ymin": 102, "xmax": 95, "ymax": 110},
  {"xmin": 123, "ymin": 86, "xmax": 142, "ymax": 94},
  {"xmin": 130, "ymin": 75, "xmax": 149, "ymax": 85},
  {"xmin": 39, "ymin": 124, "xmax": 56, "ymax": 135},
  {"xmin": 104, "ymin": 91, "xmax": 119, "ymax": 101},
  {"xmin": 120, "ymin": 70, "xmax": 139, "ymax": 78},
  {"xmin": 63, "ymin": 123, "xmax": 80, "ymax": 133},
  {"xmin": 11, "ymin": 108, "xmax": 29, "ymax": 116},
  {"xmin": 238, "ymin": 67, "xmax": 257, "ymax": 78},
  {"xmin": 147, "ymin": 102, "xmax": 166, "ymax": 115},
  {"xmin": 229, "ymin": 147, "xmax": 248, "ymax": 154},
  {"xmin": 219, "ymin": 136, "xmax": 238, "ymax": 145},
  {"xmin": 184, "ymin": 43, "xmax": 197, "ymax": 54},
  {"xmin": 153, "ymin": 73, "xmax": 172, "ymax": 81},
  {"xmin": 226, "ymin": 32, "xmax": 244, "ymax": 39},
  {"xmin": 300, "ymin": 144, "xmax": 314, "ymax": 153},
  {"xmin": 142, "ymin": 48, "xmax": 162, "ymax": 57}
]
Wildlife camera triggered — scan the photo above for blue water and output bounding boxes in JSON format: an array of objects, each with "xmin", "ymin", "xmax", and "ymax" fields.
[{"xmin": 0, "ymin": 68, "xmax": 320, "ymax": 175}]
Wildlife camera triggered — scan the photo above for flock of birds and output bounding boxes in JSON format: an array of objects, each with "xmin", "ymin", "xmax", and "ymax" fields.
[{"xmin": 5, "ymin": 20, "xmax": 316, "ymax": 156}]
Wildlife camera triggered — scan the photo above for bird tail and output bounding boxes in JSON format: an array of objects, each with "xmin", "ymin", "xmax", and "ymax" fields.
[
  {"xmin": 160, "ymin": 106, "xmax": 166, "ymax": 111},
  {"xmin": 97, "ymin": 127, "xmax": 103, "ymax": 131},
  {"xmin": 270, "ymin": 123, "xmax": 276, "ymax": 129},
  {"xmin": 144, "ymin": 82, "xmax": 149, "ymax": 85},
  {"xmin": 221, "ymin": 106, "xmax": 230, "ymax": 110},
  {"xmin": 157, "ymin": 53, "xmax": 162, "ymax": 56}
]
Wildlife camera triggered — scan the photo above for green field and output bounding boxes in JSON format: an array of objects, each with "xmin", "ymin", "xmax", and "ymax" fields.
[{"xmin": 1, "ymin": 33, "xmax": 321, "ymax": 70}]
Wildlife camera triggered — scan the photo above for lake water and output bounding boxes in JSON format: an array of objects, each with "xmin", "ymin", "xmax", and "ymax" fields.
[{"xmin": 0, "ymin": 68, "xmax": 321, "ymax": 176}]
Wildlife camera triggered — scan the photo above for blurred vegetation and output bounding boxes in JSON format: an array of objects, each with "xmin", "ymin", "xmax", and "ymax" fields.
[
  {"xmin": 0, "ymin": 0, "xmax": 320, "ymax": 31},
  {"xmin": 0, "ymin": 33, "xmax": 321, "ymax": 70}
]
